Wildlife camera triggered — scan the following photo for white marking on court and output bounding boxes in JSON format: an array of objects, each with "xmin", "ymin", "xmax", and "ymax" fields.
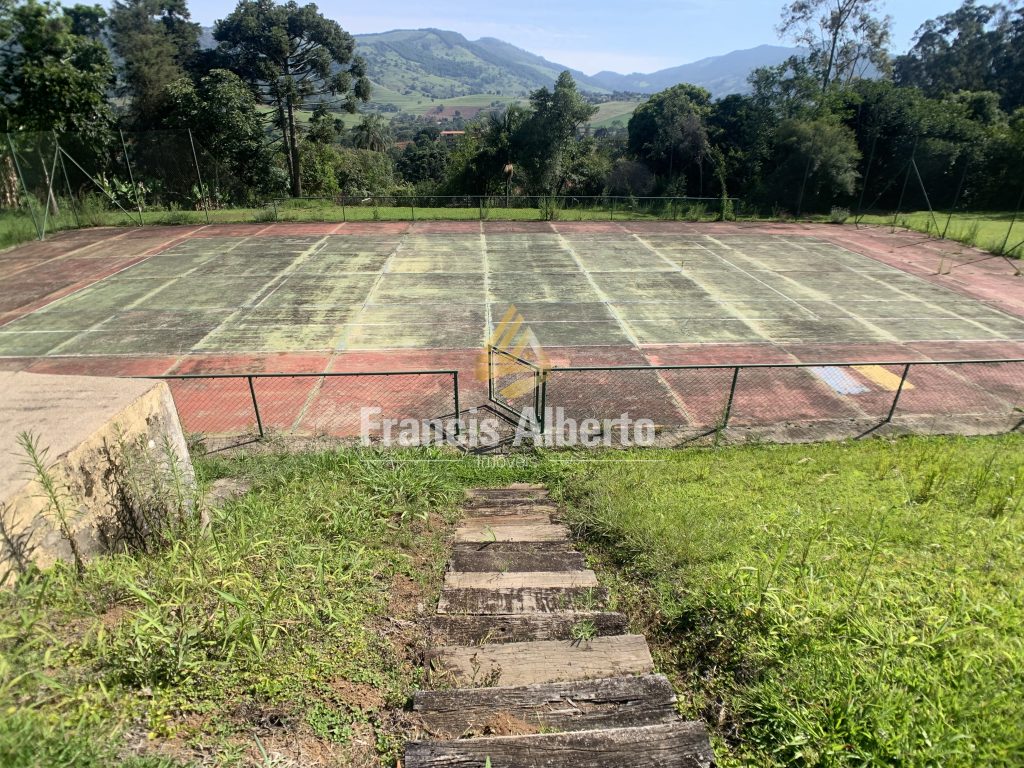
[
  {"xmin": 556, "ymin": 233, "xmax": 695, "ymax": 419},
  {"xmin": 46, "ymin": 231, "xmax": 258, "ymax": 355},
  {"xmin": 556, "ymin": 233, "xmax": 641, "ymax": 346},
  {"xmin": 700, "ymin": 236, "xmax": 822, "ymax": 318},
  {"xmin": 481, "ymin": 221, "xmax": 492, "ymax": 337}
]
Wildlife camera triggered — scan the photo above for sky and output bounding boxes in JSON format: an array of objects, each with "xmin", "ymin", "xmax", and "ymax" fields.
[{"xmin": 183, "ymin": 0, "xmax": 966, "ymax": 75}]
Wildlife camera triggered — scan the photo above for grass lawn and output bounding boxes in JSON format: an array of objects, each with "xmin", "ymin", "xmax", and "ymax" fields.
[
  {"xmin": 0, "ymin": 447, "xmax": 544, "ymax": 767},
  {"xmin": 2, "ymin": 435, "xmax": 1022, "ymax": 766},
  {"xmin": 857, "ymin": 211, "xmax": 1024, "ymax": 258},
  {"xmin": 1, "ymin": 198, "xmax": 726, "ymax": 250},
  {"xmin": 555, "ymin": 434, "xmax": 1024, "ymax": 767}
]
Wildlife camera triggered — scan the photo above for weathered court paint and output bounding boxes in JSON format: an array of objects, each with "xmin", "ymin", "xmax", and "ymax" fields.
[
  {"xmin": 1, "ymin": 221, "xmax": 1021, "ymax": 439},
  {"xmin": 810, "ymin": 366, "xmax": 871, "ymax": 395},
  {"xmin": 853, "ymin": 364, "xmax": 917, "ymax": 391}
]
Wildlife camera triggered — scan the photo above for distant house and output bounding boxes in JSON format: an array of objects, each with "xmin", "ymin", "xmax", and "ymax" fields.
[{"xmin": 439, "ymin": 131, "xmax": 465, "ymax": 144}]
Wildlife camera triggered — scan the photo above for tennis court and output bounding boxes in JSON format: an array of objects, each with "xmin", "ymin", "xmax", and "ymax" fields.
[{"xmin": 1, "ymin": 220, "xmax": 1021, "ymax": 441}]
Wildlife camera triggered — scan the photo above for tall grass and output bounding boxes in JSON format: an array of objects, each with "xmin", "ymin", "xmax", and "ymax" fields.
[
  {"xmin": 556, "ymin": 435, "xmax": 1024, "ymax": 767},
  {"xmin": 0, "ymin": 447, "xmax": 553, "ymax": 766}
]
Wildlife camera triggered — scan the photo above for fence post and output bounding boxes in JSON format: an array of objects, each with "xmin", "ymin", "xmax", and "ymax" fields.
[
  {"xmin": 6, "ymin": 133, "xmax": 43, "ymax": 240},
  {"xmin": 610, "ymin": 197, "xmax": 615, "ymax": 221},
  {"xmin": 537, "ymin": 373, "xmax": 548, "ymax": 435},
  {"xmin": 886, "ymin": 364, "xmax": 912, "ymax": 423},
  {"xmin": 55, "ymin": 134, "xmax": 81, "ymax": 229},
  {"xmin": 119, "ymin": 129, "xmax": 145, "ymax": 226},
  {"xmin": 247, "ymin": 375, "xmax": 265, "ymax": 438},
  {"xmin": 187, "ymin": 128, "xmax": 211, "ymax": 224},
  {"xmin": 479, "ymin": 196, "xmax": 484, "ymax": 220},
  {"xmin": 487, "ymin": 346, "xmax": 495, "ymax": 403},
  {"xmin": 40, "ymin": 140, "xmax": 61, "ymax": 239},
  {"xmin": 721, "ymin": 366, "xmax": 741, "ymax": 428},
  {"xmin": 452, "ymin": 370, "xmax": 461, "ymax": 437}
]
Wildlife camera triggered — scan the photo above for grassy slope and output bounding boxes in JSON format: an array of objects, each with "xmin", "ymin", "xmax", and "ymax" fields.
[
  {"xmin": 858, "ymin": 211, "xmax": 1024, "ymax": 258},
  {"xmin": 588, "ymin": 100, "xmax": 642, "ymax": 130},
  {"xmin": 0, "ymin": 448, "xmax": 546, "ymax": 767},
  {"xmin": 2, "ymin": 436, "xmax": 1022, "ymax": 766},
  {"xmin": 555, "ymin": 435, "xmax": 1024, "ymax": 767}
]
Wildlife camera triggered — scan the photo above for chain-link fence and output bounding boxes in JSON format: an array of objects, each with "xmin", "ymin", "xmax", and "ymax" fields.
[
  {"xmin": 266, "ymin": 194, "xmax": 740, "ymax": 223},
  {"xmin": 1, "ymin": 129, "xmax": 250, "ymax": 241},
  {"xmin": 486, "ymin": 346, "xmax": 543, "ymax": 426},
  {"xmin": 151, "ymin": 370, "xmax": 459, "ymax": 446},
  {"xmin": 531, "ymin": 358, "xmax": 1024, "ymax": 445}
]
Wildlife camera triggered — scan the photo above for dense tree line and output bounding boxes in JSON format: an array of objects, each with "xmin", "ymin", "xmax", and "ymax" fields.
[{"xmin": 1, "ymin": 0, "xmax": 1023, "ymax": 213}]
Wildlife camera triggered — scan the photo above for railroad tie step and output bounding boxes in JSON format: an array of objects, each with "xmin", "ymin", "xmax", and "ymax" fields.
[
  {"xmin": 460, "ymin": 500, "xmax": 560, "ymax": 516},
  {"xmin": 450, "ymin": 543, "xmax": 586, "ymax": 572},
  {"xmin": 404, "ymin": 721, "xmax": 717, "ymax": 768},
  {"xmin": 428, "ymin": 635, "xmax": 654, "ymax": 688},
  {"xmin": 437, "ymin": 585, "xmax": 609, "ymax": 614},
  {"xmin": 443, "ymin": 570, "xmax": 599, "ymax": 591},
  {"xmin": 454, "ymin": 521, "xmax": 570, "ymax": 544},
  {"xmin": 407, "ymin": 486, "xmax": 717, "ymax": 767},
  {"xmin": 424, "ymin": 611, "xmax": 629, "ymax": 645},
  {"xmin": 413, "ymin": 673, "xmax": 679, "ymax": 737}
]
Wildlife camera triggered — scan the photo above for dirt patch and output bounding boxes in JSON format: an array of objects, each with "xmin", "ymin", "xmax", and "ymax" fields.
[
  {"xmin": 205, "ymin": 476, "xmax": 253, "ymax": 508},
  {"xmin": 329, "ymin": 678, "xmax": 385, "ymax": 713},
  {"xmin": 475, "ymin": 712, "xmax": 542, "ymax": 737},
  {"xmin": 389, "ymin": 573, "xmax": 425, "ymax": 619}
]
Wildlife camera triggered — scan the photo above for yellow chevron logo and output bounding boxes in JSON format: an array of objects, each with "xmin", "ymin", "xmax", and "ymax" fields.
[{"xmin": 476, "ymin": 304, "xmax": 550, "ymax": 400}]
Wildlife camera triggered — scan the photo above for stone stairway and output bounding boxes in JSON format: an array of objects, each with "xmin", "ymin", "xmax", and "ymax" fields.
[{"xmin": 404, "ymin": 484, "xmax": 716, "ymax": 767}]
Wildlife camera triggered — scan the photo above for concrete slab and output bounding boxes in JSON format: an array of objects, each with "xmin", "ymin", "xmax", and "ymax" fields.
[{"xmin": 0, "ymin": 371, "xmax": 195, "ymax": 580}]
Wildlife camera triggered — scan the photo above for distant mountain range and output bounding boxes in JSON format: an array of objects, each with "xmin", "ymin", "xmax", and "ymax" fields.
[
  {"xmin": 352, "ymin": 29, "xmax": 801, "ymax": 100},
  {"xmin": 200, "ymin": 25, "xmax": 801, "ymax": 104}
]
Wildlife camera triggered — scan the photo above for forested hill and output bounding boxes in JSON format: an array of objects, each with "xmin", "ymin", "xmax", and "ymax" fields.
[
  {"xmin": 352, "ymin": 29, "xmax": 800, "ymax": 100},
  {"xmin": 588, "ymin": 45, "xmax": 804, "ymax": 96},
  {"xmin": 198, "ymin": 24, "xmax": 799, "ymax": 101},
  {"xmin": 352, "ymin": 29, "xmax": 607, "ymax": 99}
]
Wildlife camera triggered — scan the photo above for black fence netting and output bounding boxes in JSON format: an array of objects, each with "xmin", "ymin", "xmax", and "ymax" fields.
[{"xmin": 154, "ymin": 371, "xmax": 459, "ymax": 446}]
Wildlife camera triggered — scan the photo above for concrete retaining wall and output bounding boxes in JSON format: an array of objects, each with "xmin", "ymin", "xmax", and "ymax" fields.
[{"xmin": 0, "ymin": 372, "xmax": 196, "ymax": 583}]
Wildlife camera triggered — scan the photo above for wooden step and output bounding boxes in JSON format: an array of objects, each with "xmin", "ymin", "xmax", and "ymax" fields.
[
  {"xmin": 461, "ymin": 500, "xmax": 559, "ymax": 516},
  {"xmin": 438, "ymin": 586, "xmax": 608, "ymax": 615},
  {"xmin": 414, "ymin": 674, "xmax": 678, "ymax": 737},
  {"xmin": 465, "ymin": 485, "xmax": 547, "ymax": 498},
  {"xmin": 460, "ymin": 514, "xmax": 553, "ymax": 528},
  {"xmin": 443, "ymin": 571, "xmax": 599, "ymax": 591},
  {"xmin": 425, "ymin": 611, "xmax": 628, "ymax": 645},
  {"xmin": 454, "ymin": 522, "xmax": 570, "ymax": 543},
  {"xmin": 450, "ymin": 544, "xmax": 586, "ymax": 573},
  {"xmin": 429, "ymin": 635, "xmax": 653, "ymax": 687},
  {"xmin": 404, "ymin": 721, "xmax": 716, "ymax": 767}
]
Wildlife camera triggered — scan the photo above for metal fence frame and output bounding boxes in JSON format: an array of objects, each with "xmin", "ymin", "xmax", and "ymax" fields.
[
  {"xmin": 268, "ymin": 194, "xmax": 740, "ymax": 222},
  {"xmin": 535, "ymin": 357, "xmax": 1024, "ymax": 435},
  {"xmin": 146, "ymin": 369, "xmax": 460, "ymax": 441},
  {"xmin": 486, "ymin": 345, "xmax": 545, "ymax": 426}
]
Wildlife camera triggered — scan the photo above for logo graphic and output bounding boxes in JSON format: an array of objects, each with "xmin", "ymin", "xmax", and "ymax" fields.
[{"xmin": 476, "ymin": 304, "xmax": 550, "ymax": 400}]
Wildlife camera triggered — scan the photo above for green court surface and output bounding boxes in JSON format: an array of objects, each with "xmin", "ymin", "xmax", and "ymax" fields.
[{"xmin": 2, "ymin": 228, "xmax": 1024, "ymax": 358}]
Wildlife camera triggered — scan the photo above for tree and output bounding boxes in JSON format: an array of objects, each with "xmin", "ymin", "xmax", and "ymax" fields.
[
  {"xmin": 109, "ymin": 0, "xmax": 199, "ymax": 128},
  {"xmin": 350, "ymin": 114, "xmax": 391, "ymax": 152},
  {"xmin": 162, "ymin": 69, "xmax": 283, "ymax": 201},
  {"xmin": 0, "ymin": 0, "xmax": 113, "ymax": 138},
  {"xmin": 760, "ymin": 116, "xmax": 861, "ymax": 212},
  {"xmin": 778, "ymin": 0, "xmax": 892, "ymax": 91},
  {"xmin": 396, "ymin": 130, "xmax": 450, "ymax": 187},
  {"xmin": 627, "ymin": 84, "xmax": 712, "ymax": 189},
  {"xmin": 894, "ymin": 1, "xmax": 1016, "ymax": 106},
  {"xmin": 517, "ymin": 72, "xmax": 597, "ymax": 194},
  {"xmin": 215, "ymin": 0, "xmax": 371, "ymax": 197}
]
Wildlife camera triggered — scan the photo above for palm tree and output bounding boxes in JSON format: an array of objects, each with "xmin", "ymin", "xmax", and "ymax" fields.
[{"xmin": 351, "ymin": 114, "xmax": 392, "ymax": 152}]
